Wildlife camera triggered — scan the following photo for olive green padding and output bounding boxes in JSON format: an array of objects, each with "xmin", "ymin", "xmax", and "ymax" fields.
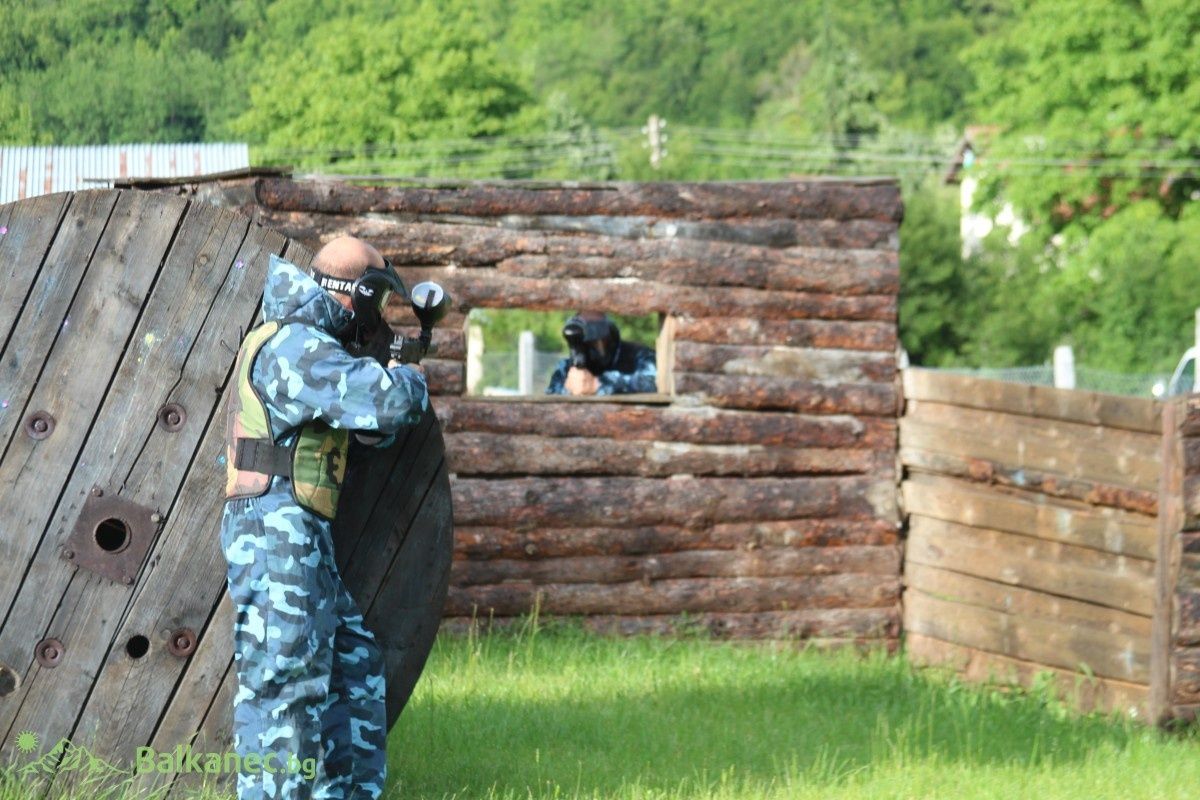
[
  {"xmin": 226, "ymin": 320, "xmax": 351, "ymax": 519},
  {"xmin": 292, "ymin": 422, "xmax": 350, "ymax": 520},
  {"xmin": 225, "ymin": 321, "xmax": 282, "ymax": 499}
]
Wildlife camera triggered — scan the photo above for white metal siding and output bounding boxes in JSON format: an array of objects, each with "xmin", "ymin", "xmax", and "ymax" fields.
[{"xmin": 0, "ymin": 143, "xmax": 250, "ymax": 203}]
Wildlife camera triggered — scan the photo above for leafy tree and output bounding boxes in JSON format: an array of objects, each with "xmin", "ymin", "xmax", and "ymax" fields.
[
  {"xmin": 959, "ymin": 0, "xmax": 1200, "ymax": 372},
  {"xmin": 226, "ymin": 1, "xmax": 539, "ymax": 157}
]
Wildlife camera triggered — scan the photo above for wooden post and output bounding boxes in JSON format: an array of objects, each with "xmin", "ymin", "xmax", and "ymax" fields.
[
  {"xmin": 1151, "ymin": 395, "xmax": 1200, "ymax": 724},
  {"xmin": 466, "ymin": 323, "xmax": 484, "ymax": 395},
  {"xmin": 1054, "ymin": 344, "xmax": 1075, "ymax": 390},
  {"xmin": 1193, "ymin": 308, "xmax": 1200, "ymax": 393},
  {"xmin": 518, "ymin": 330, "xmax": 535, "ymax": 395}
]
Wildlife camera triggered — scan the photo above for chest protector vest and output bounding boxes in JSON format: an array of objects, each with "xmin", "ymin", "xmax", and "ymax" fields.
[{"xmin": 224, "ymin": 321, "xmax": 350, "ymax": 520}]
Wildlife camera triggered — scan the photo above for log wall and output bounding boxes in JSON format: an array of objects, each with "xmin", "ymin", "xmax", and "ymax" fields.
[
  {"xmin": 900, "ymin": 368, "xmax": 1162, "ymax": 715},
  {"xmin": 146, "ymin": 175, "xmax": 905, "ymax": 645}
]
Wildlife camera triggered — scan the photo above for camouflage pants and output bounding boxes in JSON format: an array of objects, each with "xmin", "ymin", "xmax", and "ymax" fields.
[{"xmin": 220, "ymin": 487, "xmax": 387, "ymax": 800}]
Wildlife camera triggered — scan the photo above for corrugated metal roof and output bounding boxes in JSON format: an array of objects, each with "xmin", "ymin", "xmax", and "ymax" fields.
[{"xmin": 0, "ymin": 143, "xmax": 250, "ymax": 203}]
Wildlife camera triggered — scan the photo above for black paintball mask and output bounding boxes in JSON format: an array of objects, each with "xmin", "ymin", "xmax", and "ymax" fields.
[
  {"xmin": 315, "ymin": 258, "xmax": 408, "ymax": 356},
  {"xmin": 562, "ymin": 313, "xmax": 620, "ymax": 375}
]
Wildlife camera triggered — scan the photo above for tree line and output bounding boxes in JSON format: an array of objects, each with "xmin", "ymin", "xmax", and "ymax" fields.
[{"xmin": 1, "ymin": 0, "xmax": 1197, "ymax": 376}]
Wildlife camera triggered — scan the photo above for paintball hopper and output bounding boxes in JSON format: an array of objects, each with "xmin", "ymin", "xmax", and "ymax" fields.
[{"xmin": 390, "ymin": 281, "xmax": 452, "ymax": 364}]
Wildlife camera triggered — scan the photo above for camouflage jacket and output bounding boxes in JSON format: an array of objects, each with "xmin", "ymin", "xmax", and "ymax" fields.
[
  {"xmin": 545, "ymin": 341, "xmax": 658, "ymax": 395},
  {"xmin": 250, "ymin": 254, "xmax": 428, "ymax": 448}
]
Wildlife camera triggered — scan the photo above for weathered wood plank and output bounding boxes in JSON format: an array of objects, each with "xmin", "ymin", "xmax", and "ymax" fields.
[
  {"xmin": 674, "ymin": 374, "xmax": 897, "ymax": 416},
  {"xmin": 905, "ymin": 563, "xmax": 1150, "ymax": 682},
  {"xmin": 454, "ymin": 518, "xmax": 901, "ymax": 560},
  {"xmin": 899, "ymin": 446, "xmax": 1157, "ymax": 515},
  {"xmin": 62, "ymin": 225, "xmax": 292, "ymax": 765},
  {"xmin": 445, "ymin": 432, "xmax": 882, "ymax": 477},
  {"xmin": 906, "ymin": 632, "xmax": 1148, "ymax": 717},
  {"xmin": 0, "ymin": 190, "xmax": 120, "ymax": 457},
  {"xmin": 444, "ymin": 607, "xmax": 900, "ymax": 640},
  {"xmin": 452, "ymin": 475, "xmax": 896, "ymax": 528},
  {"xmin": 434, "ymin": 397, "xmax": 896, "ymax": 449},
  {"xmin": 902, "ymin": 367, "xmax": 1162, "ymax": 434},
  {"xmin": 255, "ymin": 177, "xmax": 904, "ymax": 222},
  {"xmin": 452, "ymin": 545, "xmax": 900, "ymax": 586},
  {"xmin": 675, "ymin": 342, "xmax": 895, "ymax": 382},
  {"xmin": 0, "ymin": 192, "xmax": 71, "ymax": 357},
  {"xmin": 1153, "ymin": 398, "xmax": 1188, "ymax": 721},
  {"xmin": 902, "ymin": 472, "xmax": 1157, "ymax": 559},
  {"xmin": 906, "ymin": 514, "xmax": 1155, "ymax": 615},
  {"xmin": 447, "ymin": 573, "xmax": 901, "ymax": 616},
  {"xmin": 902, "ymin": 399, "xmax": 1160, "ymax": 492},
  {"xmin": 673, "ymin": 316, "xmax": 895, "ymax": 351},
  {"xmin": 0, "ymin": 190, "xmax": 191, "ymax": 759}
]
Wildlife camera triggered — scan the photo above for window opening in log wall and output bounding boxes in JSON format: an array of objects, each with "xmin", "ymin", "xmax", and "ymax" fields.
[{"xmin": 464, "ymin": 308, "xmax": 671, "ymax": 401}]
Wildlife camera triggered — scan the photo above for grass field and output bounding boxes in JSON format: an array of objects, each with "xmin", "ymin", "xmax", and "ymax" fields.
[{"xmin": 3, "ymin": 618, "xmax": 1198, "ymax": 800}]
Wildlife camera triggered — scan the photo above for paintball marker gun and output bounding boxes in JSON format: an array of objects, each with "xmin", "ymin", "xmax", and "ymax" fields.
[{"xmin": 389, "ymin": 281, "xmax": 451, "ymax": 365}]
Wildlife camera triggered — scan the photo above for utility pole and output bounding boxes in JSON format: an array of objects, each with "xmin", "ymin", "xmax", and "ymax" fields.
[{"xmin": 642, "ymin": 115, "xmax": 667, "ymax": 169}]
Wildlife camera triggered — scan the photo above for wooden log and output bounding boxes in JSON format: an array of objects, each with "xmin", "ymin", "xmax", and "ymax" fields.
[
  {"xmin": 451, "ymin": 475, "xmax": 896, "ymax": 528},
  {"xmin": 433, "ymin": 397, "xmax": 896, "ymax": 449},
  {"xmin": 902, "ymin": 399, "xmax": 1160, "ymax": 492},
  {"xmin": 423, "ymin": 358, "xmax": 464, "ymax": 395},
  {"xmin": 255, "ymin": 177, "xmax": 904, "ymax": 222},
  {"xmin": 451, "ymin": 545, "xmax": 901, "ymax": 586},
  {"xmin": 389, "ymin": 268, "xmax": 897, "ymax": 320},
  {"xmin": 1172, "ymin": 647, "xmax": 1200, "ymax": 705},
  {"xmin": 674, "ymin": 374, "xmax": 896, "ymax": 416},
  {"xmin": 258, "ymin": 210, "xmax": 899, "ymax": 281},
  {"xmin": 906, "ymin": 632, "xmax": 1147, "ymax": 717},
  {"xmin": 673, "ymin": 316, "xmax": 895, "ymax": 351},
  {"xmin": 446, "ymin": 573, "xmax": 901, "ymax": 616},
  {"xmin": 263, "ymin": 204, "xmax": 896, "ymax": 249},
  {"xmin": 902, "ymin": 367, "xmax": 1162, "ymax": 434},
  {"xmin": 906, "ymin": 514, "xmax": 1155, "ymax": 615},
  {"xmin": 899, "ymin": 446, "xmax": 1157, "ymax": 515},
  {"xmin": 444, "ymin": 432, "xmax": 882, "ymax": 477},
  {"xmin": 442, "ymin": 607, "xmax": 899, "ymax": 640},
  {"xmin": 675, "ymin": 342, "xmax": 895, "ymax": 382},
  {"xmin": 904, "ymin": 566, "xmax": 1151, "ymax": 683},
  {"xmin": 494, "ymin": 249, "xmax": 898, "ymax": 295},
  {"xmin": 901, "ymin": 472, "xmax": 1157, "ymax": 559},
  {"xmin": 454, "ymin": 518, "xmax": 901, "ymax": 560}
]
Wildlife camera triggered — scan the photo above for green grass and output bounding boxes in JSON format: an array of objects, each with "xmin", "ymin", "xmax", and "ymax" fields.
[
  {"xmin": 393, "ymin": 618, "xmax": 1200, "ymax": 800},
  {"xmin": 3, "ymin": 618, "xmax": 1198, "ymax": 800}
]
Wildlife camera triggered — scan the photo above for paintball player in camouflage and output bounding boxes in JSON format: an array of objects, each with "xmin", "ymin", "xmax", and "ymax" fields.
[
  {"xmin": 220, "ymin": 236, "xmax": 428, "ymax": 800},
  {"xmin": 546, "ymin": 311, "xmax": 657, "ymax": 395}
]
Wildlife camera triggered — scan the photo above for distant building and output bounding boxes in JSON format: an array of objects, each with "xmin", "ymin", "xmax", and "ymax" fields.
[
  {"xmin": 0, "ymin": 143, "xmax": 249, "ymax": 204},
  {"xmin": 944, "ymin": 126, "xmax": 1029, "ymax": 258}
]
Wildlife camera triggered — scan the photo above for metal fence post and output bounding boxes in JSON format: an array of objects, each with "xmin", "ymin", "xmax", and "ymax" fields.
[
  {"xmin": 518, "ymin": 330, "xmax": 535, "ymax": 395},
  {"xmin": 1053, "ymin": 344, "xmax": 1075, "ymax": 389}
]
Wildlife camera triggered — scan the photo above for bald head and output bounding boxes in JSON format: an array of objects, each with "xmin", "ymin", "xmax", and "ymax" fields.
[{"xmin": 312, "ymin": 236, "xmax": 386, "ymax": 309}]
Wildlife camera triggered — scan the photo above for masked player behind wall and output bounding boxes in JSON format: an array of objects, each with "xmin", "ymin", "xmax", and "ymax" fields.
[{"xmin": 546, "ymin": 311, "xmax": 657, "ymax": 396}]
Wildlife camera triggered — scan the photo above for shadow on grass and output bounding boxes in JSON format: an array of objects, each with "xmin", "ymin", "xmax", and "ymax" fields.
[{"xmin": 390, "ymin": 624, "xmax": 1162, "ymax": 798}]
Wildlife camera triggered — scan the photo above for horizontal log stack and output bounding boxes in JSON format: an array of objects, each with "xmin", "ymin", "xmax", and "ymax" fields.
[
  {"xmin": 152, "ymin": 175, "xmax": 905, "ymax": 646},
  {"xmin": 901, "ymin": 368, "xmax": 1163, "ymax": 716}
]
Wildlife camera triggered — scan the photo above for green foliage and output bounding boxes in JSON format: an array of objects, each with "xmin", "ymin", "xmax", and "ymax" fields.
[
  {"xmin": 227, "ymin": 0, "xmax": 539, "ymax": 159},
  {"xmin": 898, "ymin": 183, "xmax": 974, "ymax": 367},
  {"xmin": 954, "ymin": 0, "xmax": 1200, "ymax": 372}
]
